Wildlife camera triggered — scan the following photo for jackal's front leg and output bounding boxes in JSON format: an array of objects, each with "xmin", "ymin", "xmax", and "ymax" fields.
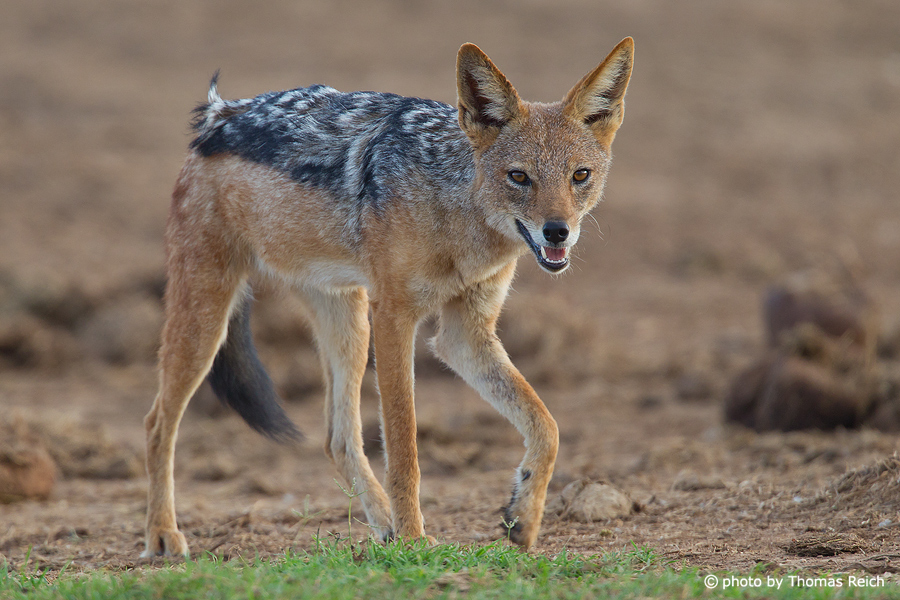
[
  {"xmin": 431, "ymin": 268, "xmax": 559, "ymax": 549},
  {"xmin": 371, "ymin": 300, "xmax": 426, "ymax": 541}
]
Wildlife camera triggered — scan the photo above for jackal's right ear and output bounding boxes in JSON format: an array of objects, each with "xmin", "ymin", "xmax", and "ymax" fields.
[
  {"xmin": 563, "ymin": 37, "xmax": 634, "ymax": 145},
  {"xmin": 457, "ymin": 43, "xmax": 523, "ymax": 148}
]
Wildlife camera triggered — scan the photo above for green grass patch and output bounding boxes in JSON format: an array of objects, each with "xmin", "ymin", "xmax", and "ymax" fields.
[{"xmin": 1, "ymin": 539, "xmax": 895, "ymax": 599}]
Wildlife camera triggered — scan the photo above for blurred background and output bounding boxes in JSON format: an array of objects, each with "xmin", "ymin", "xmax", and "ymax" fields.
[
  {"xmin": 2, "ymin": 0, "xmax": 899, "ymax": 379},
  {"xmin": 2, "ymin": 0, "xmax": 900, "ymax": 570}
]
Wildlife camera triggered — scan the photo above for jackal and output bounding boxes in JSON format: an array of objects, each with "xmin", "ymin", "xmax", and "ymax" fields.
[{"xmin": 143, "ymin": 38, "xmax": 634, "ymax": 556}]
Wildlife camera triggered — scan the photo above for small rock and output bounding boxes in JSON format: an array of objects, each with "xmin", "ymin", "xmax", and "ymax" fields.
[{"xmin": 546, "ymin": 479, "xmax": 638, "ymax": 522}]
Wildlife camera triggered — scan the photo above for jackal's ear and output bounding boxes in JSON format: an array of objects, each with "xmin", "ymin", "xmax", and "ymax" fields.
[
  {"xmin": 457, "ymin": 43, "xmax": 523, "ymax": 148},
  {"xmin": 563, "ymin": 37, "xmax": 634, "ymax": 144}
]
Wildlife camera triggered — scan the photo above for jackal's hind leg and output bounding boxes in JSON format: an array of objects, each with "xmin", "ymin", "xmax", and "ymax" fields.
[
  {"xmin": 143, "ymin": 257, "xmax": 246, "ymax": 558},
  {"xmin": 302, "ymin": 286, "xmax": 392, "ymax": 539}
]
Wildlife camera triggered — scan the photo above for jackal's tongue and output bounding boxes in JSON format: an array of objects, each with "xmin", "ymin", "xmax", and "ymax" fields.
[{"xmin": 542, "ymin": 247, "xmax": 568, "ymax": 263}]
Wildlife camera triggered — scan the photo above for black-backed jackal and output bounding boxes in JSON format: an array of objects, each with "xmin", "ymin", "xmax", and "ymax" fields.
[{"xmin": 143, "ymin": 38, "xmax": 634, "ymax": 556}]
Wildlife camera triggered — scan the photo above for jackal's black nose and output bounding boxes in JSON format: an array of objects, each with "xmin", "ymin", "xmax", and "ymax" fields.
[{"xmin": 542, "ymin": 221, "xmax": 569, "ymax": 244}]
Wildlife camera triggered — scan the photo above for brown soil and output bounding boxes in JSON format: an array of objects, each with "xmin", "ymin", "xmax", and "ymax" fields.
[{"xmin": 3, "ymin": 0, "xmax": 900, "ymax": 578}]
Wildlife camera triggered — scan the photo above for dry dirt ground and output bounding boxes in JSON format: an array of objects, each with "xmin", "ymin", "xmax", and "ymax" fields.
[{"xmin": 3, "ymin": 0, "xmax": 900, "ymax": 578}]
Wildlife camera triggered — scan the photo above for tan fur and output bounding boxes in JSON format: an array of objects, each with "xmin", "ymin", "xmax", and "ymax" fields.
[{"xmin": 143, "ymin": 38, "xmax": 633, "ymax": 556}]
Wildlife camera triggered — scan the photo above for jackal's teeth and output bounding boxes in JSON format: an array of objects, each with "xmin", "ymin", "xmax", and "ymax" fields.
[{"xmin": 539, "ymin": 246, "xmax": 568, "ymax": 264}]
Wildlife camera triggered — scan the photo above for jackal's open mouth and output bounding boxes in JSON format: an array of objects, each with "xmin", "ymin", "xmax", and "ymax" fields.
[{"xmin": 515, "ymin": 220, "xmax": 570, "ymax": 273}]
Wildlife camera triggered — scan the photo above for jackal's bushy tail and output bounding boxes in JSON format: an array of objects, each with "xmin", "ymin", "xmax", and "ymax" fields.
[{"xmin": 207, "ymin": 296, "xmax": 302, "ymax": 443}]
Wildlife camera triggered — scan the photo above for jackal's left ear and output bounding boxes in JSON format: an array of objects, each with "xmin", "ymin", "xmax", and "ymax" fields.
[
  {"xmin": 457, "ymin": 43, "xmax": 523, "ymax": 148},
  {"xmin": 563, "ymin": 37, "xmax": 634, "ymax": 143}
]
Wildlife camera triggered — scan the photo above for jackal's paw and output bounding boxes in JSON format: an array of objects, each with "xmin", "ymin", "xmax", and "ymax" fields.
[
  {"xmin": 501, "ymin": 505, "xmax": 540, "ymax": 549},
  {"xmin": 142, "ymin": 528, "xmax": 189, "ymax": 558}
]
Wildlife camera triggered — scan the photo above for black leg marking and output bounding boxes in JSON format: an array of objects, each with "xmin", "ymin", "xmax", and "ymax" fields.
[{"xmin": 501, "ymin": 487, "xmax": 524, "ymax": 540}]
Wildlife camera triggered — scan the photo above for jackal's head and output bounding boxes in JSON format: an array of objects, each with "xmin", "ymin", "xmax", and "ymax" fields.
[{"xmin": 457, "ymin": 38, "xmax": 633, "ymax": 274}]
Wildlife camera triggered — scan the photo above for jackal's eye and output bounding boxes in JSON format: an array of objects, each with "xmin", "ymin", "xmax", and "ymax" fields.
[
  {"xmin": 508, "ymin": 170, "xmax": 531, "ymax": 185},
  {"xmin": 573, "ymin": 169, "xmax": 591, "ymax": 183}
]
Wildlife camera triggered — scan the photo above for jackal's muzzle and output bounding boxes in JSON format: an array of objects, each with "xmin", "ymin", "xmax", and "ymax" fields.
[{"xmin": 515, "ymin": 219, "xmax": 570, "ymax": 273}]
